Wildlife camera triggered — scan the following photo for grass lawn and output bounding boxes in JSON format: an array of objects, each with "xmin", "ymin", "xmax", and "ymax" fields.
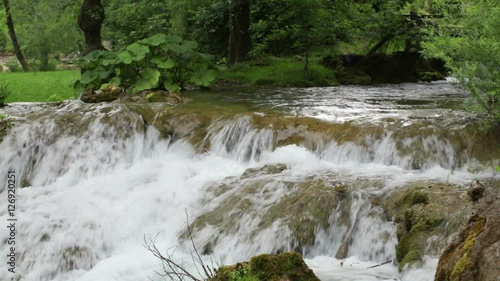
[
  {"xmin": 220, "ymin": 57, "xmax": 337, "ymax": 87},
  {"xmin": 0, "ymin": 70, "xmax": 80, "ymax": 103}
]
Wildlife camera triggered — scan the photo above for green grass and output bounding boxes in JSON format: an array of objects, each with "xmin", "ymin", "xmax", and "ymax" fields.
[
  {"xmin": 0, "ymin": 70, "xmax": 80, "ymax": 103},
  {"xmin": 220, "ymin": 57, "xmax": 337, "ymax": 87}
]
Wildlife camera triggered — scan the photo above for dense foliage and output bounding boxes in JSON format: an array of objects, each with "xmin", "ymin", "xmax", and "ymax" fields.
[
  {"xmin": 6, "ymin": 0, "xmax": 81, "ymax": 70},
  {"xmin": 422, "ymin": 0, "xmax": 500, "ymax": 123},
  {"xmin": 75, "ymin": 34, "xmax": 216, "ymax": 94}
]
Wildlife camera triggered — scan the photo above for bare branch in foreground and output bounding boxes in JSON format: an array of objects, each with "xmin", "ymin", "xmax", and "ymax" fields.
[
  {"xmin": 144, "ymin": 210, "xmax": 218, "ymax": 281},
  {"xmin": 144, "ymin": 233, "xmax": 202, "ymax": 281}
]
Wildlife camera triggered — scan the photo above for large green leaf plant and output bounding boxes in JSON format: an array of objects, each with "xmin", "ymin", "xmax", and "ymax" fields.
[{"xmin": 75, "ymin": 34, "xmax": 217, "ymax": 95}]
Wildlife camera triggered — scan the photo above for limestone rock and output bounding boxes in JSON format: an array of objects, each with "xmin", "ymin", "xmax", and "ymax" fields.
[
  {"xmin": 383, "ymin": 182, "xmax": 474, "ymax": 271},
  {"xmin": 214, "ymin": 252, "xmax": 320, "ymax": 281},
  {"xmin": 466, "ymin": 180, "xmax": 485, "ymax": 202},
  {"xmin": 241, "ymin": 163, "xmax": 287, "ymax": 179},
  {"xmin": 80, "ymin": 86, "xmax": 123, "ymax": 103},
  {"xmin": 435, "ymin": 181, "xmax": 500, "ymax": 281}
]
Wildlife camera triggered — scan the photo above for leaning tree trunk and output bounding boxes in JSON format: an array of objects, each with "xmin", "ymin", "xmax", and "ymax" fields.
[
  {"xmin": 78, "ymin": 0, "xmax": 105, "ymax": 55},
  {"xmin": 3, "ymin": 0, "xmax": 29, "ymax": 71},
  {"xmin": 228, "ymin": 0, "xmax": 251, "ymax": 65}
]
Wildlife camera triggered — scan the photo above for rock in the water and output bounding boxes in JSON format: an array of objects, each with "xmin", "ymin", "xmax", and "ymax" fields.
[
  {"xmin": 80, "ymin": 86, "xmax": 123, "ymax": 103},
  {"xmin": 435, "ymin": 183, "xmax": 500, "ymax": 281},
  {"xmin": 383, "ymin": 182, "xmax": 474, "ymax": 271},
  {"xmin": 240, "ymin": 163, "xmax": 287, "ymax": 179},
  {"xmin": 214, "ymin": 252, "xmax": 320, "ymax": 281},
  {"xmin": 466, "ymin": 180, "xmax": 485, "ymax": 202}
]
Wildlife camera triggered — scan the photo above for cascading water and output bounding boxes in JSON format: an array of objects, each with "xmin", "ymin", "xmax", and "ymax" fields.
[{"xmin": 0, "ymin": 82, "xmax": 499, "ymax": 281}]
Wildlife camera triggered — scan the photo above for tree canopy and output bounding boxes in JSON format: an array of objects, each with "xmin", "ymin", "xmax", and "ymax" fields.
[{"xmin": 422, "ymin": 0, "xmax": 500, "ymax": 123}]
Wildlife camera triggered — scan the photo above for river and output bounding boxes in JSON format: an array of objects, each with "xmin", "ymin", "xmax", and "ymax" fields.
[{"xmin": 0, "ymin": 80, "xmax": 498, "ymax": 281}]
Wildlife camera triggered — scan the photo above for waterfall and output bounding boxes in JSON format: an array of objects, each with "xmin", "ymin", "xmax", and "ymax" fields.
[{"xmin": 0, "ymin": 82, "xmax": 498, "ymax": 281}]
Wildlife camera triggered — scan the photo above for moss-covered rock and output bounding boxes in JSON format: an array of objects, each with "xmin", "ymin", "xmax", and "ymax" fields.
[
  {"xmin": 241, "ymin": 164, "xmax": 287, "ymax": 179},
  {"xmin": 336, "ymin": 68, "xmax": 374, "ymax": 85},
  {"xmin": 418, "ymin": 71, "xmax": 445, "ymax": 82},
  {"xmin": 214, "ymin": 252, "xmax": 320, "ymax": 281},
  {"xmin": 435, "ymin": 181, "xmax": 500, "ymax": 281},
  {"xmin": 80, "ymin": 85, "xmax": 124, "ymax": 103},
  {"xmin": 435, "ymin": 215, "xmax": 485, "ymax": 281},
  {"xmin": 383, "ymin": 182, "xmax": 474, "ymax": 271},
  {"xmin": 0, "ymin": 113, "xmax": 12, "ymax": 143},
  {"xmin": 385, "ymin": 180, "xmax": 500, "ymax": 273},
  {"xmin": 466, "ymin": 180, "xmax": 485, "ymax": 202}
]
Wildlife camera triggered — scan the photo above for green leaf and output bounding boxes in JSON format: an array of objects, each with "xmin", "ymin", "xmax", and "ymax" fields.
[
  {"xmin": 190, "ymin": 64, "xmax": 216, "ymax": 87},
  {"xmin": 118, "ymin": 51, "xmax": 133, "ymax": 64},
  {"xmin": 109, "ymin": 77, "xmax": 122, "ymax": 86},
  {"xmin": 139, "ymin": 34, "xmax": 167, "ymax": 46},
  {"xmin": 166, "ymin": 35, "xmax": 183, "ymax": 44},
  {"xmin": 80, "ymin": 70, "xmax": 100, "ymax": 84},
  {"xmin": 96, "ymin": 66, "xmax": 112, "ymax": 79},
  {"xmin": 151, "ymin": 56, "xmax": 175, "ymax": 69},
  {"xmin": 496, "ymin": 166, "xmax": 500, "ymax": 172},
  {"xmin": 131, "ymin": 68, "xmax": 161, "ymax": 93},
  {"xmin": 199, "ymin": 53, "xmax": 215, "ymax": 62},
  {"xmin": 100, "ymin": 83, "xmax": 111, "ymax": 90},
  {"xmin": 142, "ymin": 67, "xmax": 161, "ymax": 83},
  {"xmin": 168, "ymin": 42, "xmax": 186, "ymax": 54},
  {"xmin": 126, "ymin": 43, "xmax": 150, "ymax": 60},
  {"xmin": 164, "ymin": 80, "xmax": 181, "ymax": 93},
  {"xmin": 73, "ymin": 81, "xmax": 86, "ymax": 96},
  {"xmin": 183, "ymin": 40, "xmax": 198, "ymax": 50},
  {"xmin": 83, "ymin": 50, "xmax": 107, "ymax": 62},
  {"xmin": 101, "ymin": 58, "xmax": 118, "ymax": 66}
]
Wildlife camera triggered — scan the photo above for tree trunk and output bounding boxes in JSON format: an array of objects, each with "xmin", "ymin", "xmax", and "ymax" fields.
[
  {"xmin": 3, "ymin": 0, "xmax": 29, "ymax": 71},
  {"xmin": 78, "ymin": 0, "xmax": 105, "ymax": 55},
  {"xmin": 228, "ymin": 0, "xmax": 251, "ymax": 65}
]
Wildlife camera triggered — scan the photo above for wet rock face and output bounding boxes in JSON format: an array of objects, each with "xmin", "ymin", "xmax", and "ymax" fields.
[
  {"xmin": 0, "ymin": 114, "xmax": 9, "ymax": 143},
  {"xmin": 466, "ymin": 180, "xmax": 485, "ymax": 202},
  {"xmin": 383, "ymin": 182, "xmax": 475, "ymax": 271},
  {"xmin": 241, "ymin": 163, "xmax": 287, "ymax": 179},
  {"xmin": 80, "ymin": 86, "xmax": 123, "ymax": 103},
  {"xmin": 214, "ymin": 252, "xmax": 320, "ymax": 281},
  {"xmin": 185, "ymin": 170, "xmax": 351, "ymax": 255},
  {"xmin": 435, "ymin": 181, "xmax": 500, "ymax": 281}
]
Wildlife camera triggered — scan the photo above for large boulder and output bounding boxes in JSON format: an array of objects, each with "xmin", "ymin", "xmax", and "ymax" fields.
[
  {"xmin": 214, "ymin": 252, "xmax": 320, "ymax": 281},
  {"xmin": 383, "ymin": 180, "xmax": 500, "ymax": 275},
  {"xmin": 435, "ymin": 181, "xmax": 500, "ymax": 281},
  {"xmin": 383, "ymin": 182, "xmax": 475, "ymax": 271}
]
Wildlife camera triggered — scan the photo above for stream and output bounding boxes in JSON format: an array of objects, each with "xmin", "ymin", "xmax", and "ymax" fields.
[{"xmin": 0, "ymin": 80, "xmax": 499, "ymax": 281}]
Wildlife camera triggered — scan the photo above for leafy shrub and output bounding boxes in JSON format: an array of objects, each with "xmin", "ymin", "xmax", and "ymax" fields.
[
  {"xmin": 6, "ymin": 57, "xmax": 22, "ymax": 73},
  {"xmin": 0, "ymin": 81, "xmax": 10, "ymax": 106},
  {"xmin": 0, "ymin": 31, "xmax": 8, "ymax": 53},
  {"xmin": 75, "ymin": 34, "xmax": 217, "ymax": 95}
]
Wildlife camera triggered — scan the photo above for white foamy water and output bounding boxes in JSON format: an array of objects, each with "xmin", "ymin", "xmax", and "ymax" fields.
[{"xmin": 0, "ymin": 82, "xmax": 498, "ymax": 281}]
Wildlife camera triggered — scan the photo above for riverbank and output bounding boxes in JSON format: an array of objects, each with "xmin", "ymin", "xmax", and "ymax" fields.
[{"xmin": 0, "ymin": 52, "xmax": 448, "ymax": 104}]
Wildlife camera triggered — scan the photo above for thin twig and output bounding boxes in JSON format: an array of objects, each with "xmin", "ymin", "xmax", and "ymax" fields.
[
  {"xmin": 366, "ymin": 260, "xmax": 392, "ymax": 269},
  {"xmin": 184, "ymin": 208, "xmax": 214, "ymax": 279},
  {"xmin": 143, "ymin": 233, "xmax": 202, "ymax": 281}
]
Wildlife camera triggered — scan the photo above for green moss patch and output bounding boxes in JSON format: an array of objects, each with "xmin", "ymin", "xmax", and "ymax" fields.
[
  {"xmin": 383, "ymin": 182, "xmax": 473, "ymax": 271},
  {"xmin": 214, "ymin": 252, "xmax": 319, "ymax": 281},
  {"xmin": 435, "ymin": 215, "xmax": 486, "ymax": 281}
]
